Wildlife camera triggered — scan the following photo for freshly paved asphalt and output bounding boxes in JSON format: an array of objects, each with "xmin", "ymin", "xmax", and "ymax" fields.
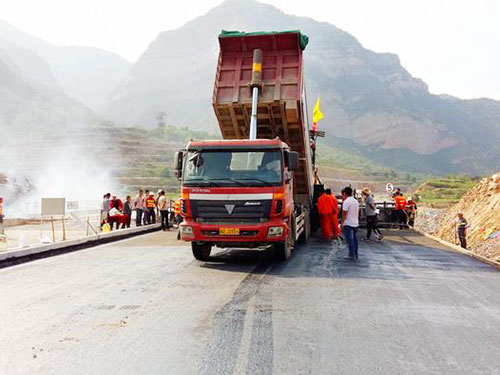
[{"xmin": 1, "ymin": 230, "xmax": 499, "ymax": 374}]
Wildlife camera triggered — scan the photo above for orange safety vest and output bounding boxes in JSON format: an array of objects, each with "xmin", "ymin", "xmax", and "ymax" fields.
[
  {"xmin": 394, "ymin": 195, "xmax": 407, "ymax": 210},
  {"xmin": 145, "ymin": 197, "xmax": 156, "ymax": 208},
  {"xmin": 174, "ymin": 199, "xmax": 181, "ymax": 215}
]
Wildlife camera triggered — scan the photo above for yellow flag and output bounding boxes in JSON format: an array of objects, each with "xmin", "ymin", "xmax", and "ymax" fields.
[{"xmin": 312, "ymin": 95, "xmax": 324, "ymax": 124}]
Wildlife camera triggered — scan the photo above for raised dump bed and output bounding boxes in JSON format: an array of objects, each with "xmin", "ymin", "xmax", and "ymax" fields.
[{"xmin": 213, "ymin": 30, "xmax": 312, "ymax": 203}]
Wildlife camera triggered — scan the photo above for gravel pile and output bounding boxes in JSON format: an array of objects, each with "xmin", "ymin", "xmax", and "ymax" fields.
[
  {"xmin": 415, "ymin": 208, "xmax": 445, "ymax": 235},
  {"xmin": 474, "ymin": 240, "xmax": 500, "ymax": 262}
]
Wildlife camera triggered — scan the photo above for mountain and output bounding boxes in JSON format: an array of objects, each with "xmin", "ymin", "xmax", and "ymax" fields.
[
  {"xmin": 445, "ymin": 96, "xmax": 500, "ymax": 134},
  {"xmin": 103, "ymin": 0, "xmax": 500, "ymax": 175},
  {"xmin": 0, "ymin": 43, "xmax": 96, "ymax": 136},
  {"xmin": 0, "ymin": 19, "xmax": 131, "ymax": 110},
  {"xmin": 0, "ymin": 38, "xmax": 61, "ymax": 91}
]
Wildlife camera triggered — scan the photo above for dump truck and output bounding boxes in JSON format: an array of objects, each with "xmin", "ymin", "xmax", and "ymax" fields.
[{"xmin": 174, "ymin": 30, "xmax": 318, "ymax": 261}]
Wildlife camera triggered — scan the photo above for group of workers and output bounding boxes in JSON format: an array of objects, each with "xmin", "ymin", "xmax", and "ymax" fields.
[
  {"xmin": 132, "ymin": 189, "xmax": 170, "ymax": 230},
  {"xmin": 315, "ymin": 185, "xmax": 423, "ymax": 259},
  {"xmin": 316, "ymin": 186, "xmax": 385, "ymax": 242},
  {"xmin": 101, "ymin": 189, "xmax": 175, "ymax": 231},
  {"xmin": 392, "ymin": 188, "xmax": 418, "ymax": 229},
  {"xmin": 392, "ymin": 188, "xmax": 468, "ymax": 249}
]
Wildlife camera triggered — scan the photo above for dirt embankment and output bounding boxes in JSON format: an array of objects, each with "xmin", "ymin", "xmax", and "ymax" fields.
[{"xmin": 435, "ymin": 173, "xmax": 500, "ymax": 261}]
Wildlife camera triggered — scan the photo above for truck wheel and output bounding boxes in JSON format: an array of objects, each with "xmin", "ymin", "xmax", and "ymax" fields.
[
  {"xmin": 275, "ymin": 216, "xmax": 295, "ymax": 261},
  {"xmin": 297, "ymin": 208, "xmax": 310, "ymax": 244},
  {"xmin": 192, "ymin": 242, "xmax": 212, "ymax": 261}
]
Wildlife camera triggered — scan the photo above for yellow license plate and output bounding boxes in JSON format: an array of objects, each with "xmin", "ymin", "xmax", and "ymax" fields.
[{"xmin": 220, "ymin": 228, "xmax": 240, "ymax": 236}]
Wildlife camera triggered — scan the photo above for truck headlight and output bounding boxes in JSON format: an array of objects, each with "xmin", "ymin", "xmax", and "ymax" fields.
[
  {"xmin": 267, "ymin": 226, "xmax": 283, "ymax": 237},
  {"xmin": 180, "ymin": 226, "xmax": 194, "ymax": 236}
]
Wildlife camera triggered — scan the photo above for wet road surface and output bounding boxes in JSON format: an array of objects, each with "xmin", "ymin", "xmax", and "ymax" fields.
[{"xmin": 1, "ymin": 230, "xmax": 499, "ymax": 374}]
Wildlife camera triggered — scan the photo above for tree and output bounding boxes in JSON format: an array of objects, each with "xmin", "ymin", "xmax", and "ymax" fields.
[{"xmin": 156, "ymin": 111, "xmax": 167, "ymax": 128}]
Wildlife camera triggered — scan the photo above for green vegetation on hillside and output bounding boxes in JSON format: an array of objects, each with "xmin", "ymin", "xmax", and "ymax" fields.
[{"xmin": 414, "ymin": 175, "xmax": 481, "ymax": 205}]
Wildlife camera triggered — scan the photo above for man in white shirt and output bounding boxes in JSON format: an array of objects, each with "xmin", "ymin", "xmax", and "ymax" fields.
[
  {"xmin": 341, "ymin": 186, "xmax": 360, "ymax": 260},
  {"xmin": 157, "ymin": 190, "xmax": 169, "ymax": 231}
]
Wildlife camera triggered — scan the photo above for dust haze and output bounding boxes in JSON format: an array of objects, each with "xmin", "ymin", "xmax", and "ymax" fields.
[{"xmin": 0, "ymin": 119, "xmax": 118, "ymax": 217}]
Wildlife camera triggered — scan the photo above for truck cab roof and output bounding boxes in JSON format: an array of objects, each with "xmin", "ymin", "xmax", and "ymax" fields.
[{"xmin": 186, "ymin": 138, "xmax": 288, "ymax": 151}]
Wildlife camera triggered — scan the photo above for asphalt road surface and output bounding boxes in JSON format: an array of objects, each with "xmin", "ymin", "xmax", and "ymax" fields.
[{"xmin": 1, "ymin": 230, "xmax": 499, "ymax": 374}]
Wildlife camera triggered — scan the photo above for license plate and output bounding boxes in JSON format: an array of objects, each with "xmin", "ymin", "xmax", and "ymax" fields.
[{"xmin": 220, "ymin": 228, "xmax": 240, "ymax": 236}]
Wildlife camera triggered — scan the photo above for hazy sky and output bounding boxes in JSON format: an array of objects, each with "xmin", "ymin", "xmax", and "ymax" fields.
[{"xmin": 2, "ymin": 0, "xmax": 499, "ymax": 100}]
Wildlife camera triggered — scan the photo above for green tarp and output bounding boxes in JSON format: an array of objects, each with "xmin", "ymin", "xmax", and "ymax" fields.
[{"xmin": 219, "ymin": 30, "xmax": 309, "ymax": 50}]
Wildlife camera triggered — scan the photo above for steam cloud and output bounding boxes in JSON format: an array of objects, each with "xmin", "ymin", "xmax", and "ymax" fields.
[{"xmin": 0, "ymin": 116, "xmax": 118, "ymax": 218}]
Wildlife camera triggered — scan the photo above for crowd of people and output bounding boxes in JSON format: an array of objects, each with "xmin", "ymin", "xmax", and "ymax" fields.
[
  {"xmin": 316, "ymin": 185, "xmax": 421, "ymax": 261},
  {"xmin": 101, "ymin": 189, "xmax": 177, "ymax": 232}
]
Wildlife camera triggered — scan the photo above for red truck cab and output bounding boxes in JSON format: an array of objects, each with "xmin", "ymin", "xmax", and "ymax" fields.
[{"xmin": 175, "ymin": 138, "xmax": 301, "ymax": 260}]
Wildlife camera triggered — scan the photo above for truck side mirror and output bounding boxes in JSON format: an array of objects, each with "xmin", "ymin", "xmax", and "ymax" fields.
[
  {"xmin": 285, "ymin": 151, "xmax": 299, "ymax": 171},
  {"xmin": 174, "ymin": 151, "xmax": 184, "ymax": 180}
]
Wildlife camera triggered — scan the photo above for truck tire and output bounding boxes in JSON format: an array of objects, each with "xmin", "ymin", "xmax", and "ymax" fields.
[
  {"xmin": 297, "ymin": 208, "xmax": 310, "ymax": 244},
  {"xmin": 192, "ymin": 242, "xmax": 212, "ymax": 261},
  {"xmin": 275, "ymin": 215, "xmax": 295, "ymax": 261}
]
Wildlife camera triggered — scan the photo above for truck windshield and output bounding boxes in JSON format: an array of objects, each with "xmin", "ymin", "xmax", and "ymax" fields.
[{"xmin": 183, "ymin": 150, "xmax": 282, "ymax": 186}]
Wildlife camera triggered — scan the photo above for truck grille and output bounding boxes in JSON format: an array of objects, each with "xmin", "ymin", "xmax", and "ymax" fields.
[
  {"xmin": 191, "ymin": 200, "xmax": 271, "ymax": 222},
  {"xmin": 202, "ymin": 230, "xmax": 259, "ymax": 236}
]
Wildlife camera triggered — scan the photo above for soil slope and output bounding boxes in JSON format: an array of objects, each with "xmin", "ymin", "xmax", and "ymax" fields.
[{"xmin": 436, "ymin": 173, "xmax": 500, "ymax": 261}]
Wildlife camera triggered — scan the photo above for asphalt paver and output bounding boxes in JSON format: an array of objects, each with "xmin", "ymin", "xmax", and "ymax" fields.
[{"xmin": 1, "ymin": 230, "xmax": 499, "ymax": 374}]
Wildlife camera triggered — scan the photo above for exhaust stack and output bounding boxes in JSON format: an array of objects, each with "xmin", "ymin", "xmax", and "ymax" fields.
[{"xmin": 249, "ymin": 49, "xmax": 262, "ymax": 140}]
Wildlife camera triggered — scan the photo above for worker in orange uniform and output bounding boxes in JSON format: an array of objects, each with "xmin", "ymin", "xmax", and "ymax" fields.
[
  {"xmin": 325, "ymin": 188, "xmax": 340, "ymax": 239},
  {"xmin": 393, "ymin": 191, "xmax": 408, "ymax": 229},
  {"xmin": 317, "ymin": 189, "xmax": 333, "ymax": 240},
  {"xmin": 145, "ymin": 192, "xmax": 157, "ymax": 224}
]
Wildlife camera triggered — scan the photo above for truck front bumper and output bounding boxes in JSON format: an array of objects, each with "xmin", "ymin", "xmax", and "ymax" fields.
[{"xmin": 179, "ymin": 220, "xmax": 288, "ymax": 245}]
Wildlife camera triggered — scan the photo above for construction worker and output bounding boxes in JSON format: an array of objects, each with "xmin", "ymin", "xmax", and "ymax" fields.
[
  {"xmin": 145, "ymin": 192, "xmax": 157, "ymax": 224},
  {"xmin": 406, "ymin": 197, "xmax": 418, "ymax": 227},
  {"xmin": 317, "ymin": 189, "xmax": 333, "ymax": 240},
  {"xmin": 101, "ymin": 193, "xmax": 111, "ymax": 228},
  {"xmin": 394, "ymin": 191, "xmax": 408, "ymax": 229},
  {"xmin": 158, "ymin": 190, "xmax": 169, "ymax": 230},
  {"xmin": 155, "ymin": 189, "xmax": 162, "ymax": 217},
  {"xmin": 143, "ymin": 189, "xmax": 150, "ymax": 225},
  {"xmin": 457, "ymin": 212, "xmax": 468, "ymax": 249},
  {"xmin": 362, "ymin": 187, "xmax": 383, "ymax": 241},
  {"xmin": 325, "ymin": 188, "xmax": 340, "ymax": 239},
  {"xmin": 122, "ymin": 196, "xmax": 133, "ymax": 229},
  {"xmin": 341, "ymin": 186, "xmax": 360, "ymax": 260},
  {"xmin": 392, "ymin": 187, "xmax": 401, "ymax": 198}
]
